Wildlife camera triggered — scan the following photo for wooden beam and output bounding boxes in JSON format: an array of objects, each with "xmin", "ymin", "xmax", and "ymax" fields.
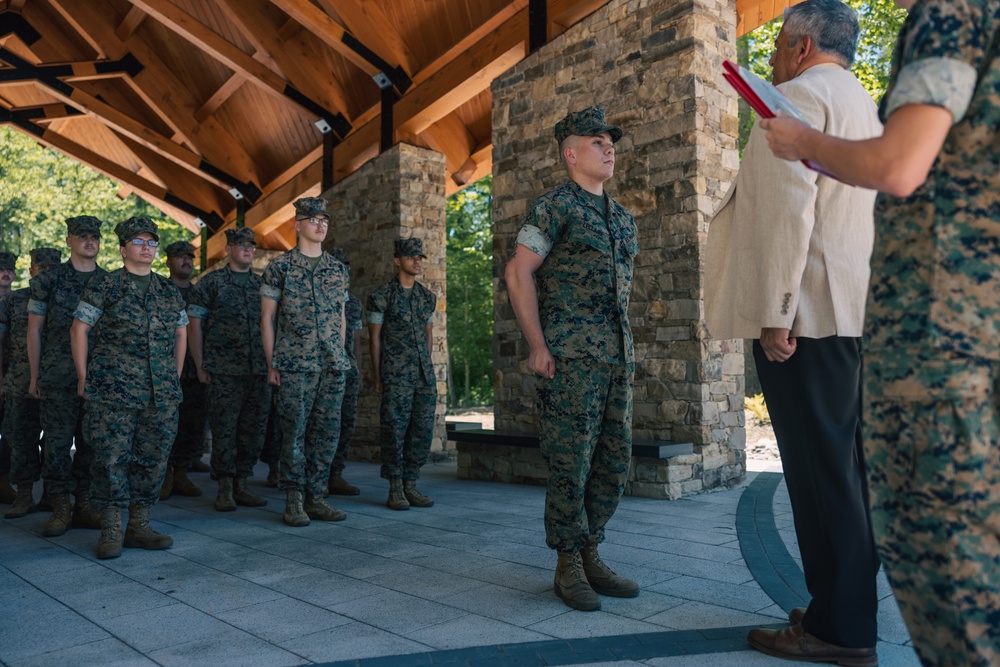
[
  {"xmin": 737, "ymin": 0, "xmax": 798, "ymax": 36},
  {"xmin": 268, "ymin": 0, "xmax": 380, "ymax": 76},
  {"xmin": 115, "ymin": 6, "xmax": 147, "ymax": 41},
  {"xmin": 216, "ymin": 0, "xmax": 352, "ymax": 121},
  {"xmin": 118, "ymin": 135, "xmax": 228, "ymax": 215},
  {"xmin": 48, "ymin": 0, "xmax": 263, "ymax": 186},
  {"xmin": 194, "ymin": 71, "xmax": 246, "ymax": 123},
  {"xmin": 315, "ymin": 0, "xmax": 418, "ymax": 75},
  {"xmin": 450, "ymin": 143, "xmax": 492, "ymax": 194},
  {"xmin": 549, "ymin": 0, "xmax": 611, "ymax": 34},
  {"xmin": 420, "ymin": 114, "xmax": 477, "ymax": 177}
]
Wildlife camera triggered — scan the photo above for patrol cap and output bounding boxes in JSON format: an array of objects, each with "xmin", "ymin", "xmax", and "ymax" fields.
[
  {"xmin": 30, "ymin": 247, "xmax": 61, "ymax": 267},
  {"xmin": 224, "ymin": 227, "xmax": 257, "ymax": 246},
  {"xmin": 329, "ymin": 247, "xmax": 350, "ymax": 268},
  {"xmin": 394, "ymin": 237, "xmax": 427, "ymax": 259},
  {"xmin": 293, "ymin": 197, "xmax": 329, "ymax": 220},
  {"xmin": 0, "ymin": 252, "xmax": 17, "ymax": 271},
  {"xmin": 114, "ymin": 217, "xmax": 159, "ymax": 244},
  {"xmin": 554, "ymin": 107, "xmax": 623, "ymax": 144},
  {"xmin": 164, "ymin": 241, "xmax": 196, "ymax": 258},
  {"xmin": 65, "ymin": 215, "xmax": 103, "ymax": 238}
]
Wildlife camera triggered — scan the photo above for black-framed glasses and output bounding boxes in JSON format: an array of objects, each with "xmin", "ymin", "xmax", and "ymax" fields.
[{"xmin": 129, "ymin": 239, "xmax": 160, "ymax": 247}]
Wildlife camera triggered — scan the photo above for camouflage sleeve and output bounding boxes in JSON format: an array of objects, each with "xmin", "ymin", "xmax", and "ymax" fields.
[
  {"xmin": 176, "ymin": 310, "xmax": 189, "ymax": 328},
  {"xmin": 260, "ymin": 259, "xmax": 283, "ymax": 302},
  {"xmin": 515, "ymin": 198, "xmax": 559, "ymax": 258},
  {"xmin": 26, "ymin": 270, "xmax": 52, "ymax": 316},
  {"xmin": 0, "ymin": 295, "xmax": 10, "ymax": 335},
  {"xmin": 885, "ymin": 0, "xmax": 983, "ymax": 123},
  {"xmin": 186, "ymin": 276, "xmax": 211, "ymax": 320},
  {"xmin": 74, "ymin": 276, "xmax": 107, "ymax": 327},
  {"xmin": 366, "ymin": 288, "xmax": 386, "ymax": 325},
  {"xmin": 426, "ymin": 290, "xmax": 437, "ymax": 324}
]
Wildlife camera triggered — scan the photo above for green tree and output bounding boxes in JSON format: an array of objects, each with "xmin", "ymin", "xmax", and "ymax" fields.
[
  {"xmin": 446, "ymin": 175, "xmax": 494, "ymax": 407},
  {"xmin": 736, "ymin": 1, "xmax": 907, "ymax": 153},
  {"xmin": 0, "ymin": 127, "xmax": 195, "ymax": 288}
]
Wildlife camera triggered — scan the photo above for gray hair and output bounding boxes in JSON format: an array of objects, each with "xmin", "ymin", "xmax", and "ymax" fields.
[{"xmin": 784, "ymin": 0, "xmax": 860, "ymax": 67}]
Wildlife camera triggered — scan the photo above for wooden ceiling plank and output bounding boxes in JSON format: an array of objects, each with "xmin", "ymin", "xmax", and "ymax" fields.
[
  {"xmin": 118, "ymin": 134, "xmax": 227, "ymax": 214},
  {"xmin": 48, "ymin": 0, "xmax": 263, "ymax": 186},
  {"xmin": 195, "ymin": 71, "xmax": 246, "ymax": 122},
  {"xmin": 116, "ymin": 6, "xmax": 147, "ymax": 41},
  {"xmin": 215, "ymin": 0, "xmax": 352, "ymax": 121},
  {"xmin": 315, "ymin": 0, "xmax": 418, "ymax": 75},
  {"xmin": 549, "ymin": 0, "xmax": 612, "ymax": 33},
  {"xmin": 268, "ymin": 0, "xmax": 380, "ymax": 77}
]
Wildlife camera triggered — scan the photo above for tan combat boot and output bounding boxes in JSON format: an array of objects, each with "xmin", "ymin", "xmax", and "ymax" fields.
[
  {"xmin": 554, "ymin": 551, "xmax": 601, "ymax": 611},
  {"xmin": 283, "ymin": 489, "xmax": 310, "ymax": 527},
  {"xmin": 4, "ymin": 484, "xmax": 35, "ymax": 519},
  {"xmin": 170, "ymin": 467, "xmax": 202, "ymax": 497},
  {"xmin": 303, "ymin": 492, "xmax": 346, "ymax": 521},
  {"xmin": 233, "ymin": 477, "xmax": 267, "ymax": 507},
  {"xmin": 386, "ymin": 479, "xmax": 409, "ymax": 511},
  {"xmin": 123, "ymin": 505, "xmax": 173, "ymax": 550},
  {"xmin": 42, "ymin": 492, "xmax": 73, "ymax": 536},
  {"xmin": 159, "ymin": 467, "xmax": 175, "ymax": 500},
  {"xmin": 0, "ymin": 472, "xmax": 16, "ymax": 504},
  {"xmin": 96, "ymin": 507, "xmax": 122, "ymax": 560},
  {"xmin": 215, "ymin": 477, "xmax": 236, "ymax": 512},
  {"xmin": 402, "ymin": 480, "xmax": 434, "ymax": 507},
  {"xmin": 328, "ymin": 471, "xmax": 360, "ymax": 496},
  {"xmin": 72, "ymin": 493, "xmax": 102, "ymax": 530},
  {"xmin": 581, "ymin": 542, "xmax": 639, "ymax": 598}
]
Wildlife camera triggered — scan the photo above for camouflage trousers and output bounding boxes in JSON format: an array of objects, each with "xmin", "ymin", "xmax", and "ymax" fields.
[
  {"xmin": 0, "ymin": 399, "xmax": 7, "ymax": 475},
  {"xmin": 170, "ymin": 376, "xmax": 207, "ymax": 468},
  {"xmin": 207, "ymin": 374, "xmax": 271, "ymax": 480},
  {"xmin": 275, "ymin": 370, "xmax": 345, "ymax": 496},
  {"xmin": 378, "ymin": 380, "xmax": 435, "ymax": 481},
  {"xmin": 864, "ymin": 349, "xmax": 1000, "ymax": 667},
  {"xmin": 332, "ymin": 364, "xmax": 360, "ymax": 473},
  {"xmin": 2, "ymin": 396, "xmax": 42, "ymax": 485},
  {"xmin": 40, "ymin": 389, "xmax": 91, "ymax": 495},
  {"xmin": 85, "ymin": 400, "xmax": 179, "ymax": 510},
  {"xmin": 536, "ymin": 359, "xmax": 633, "ymax": 553}
]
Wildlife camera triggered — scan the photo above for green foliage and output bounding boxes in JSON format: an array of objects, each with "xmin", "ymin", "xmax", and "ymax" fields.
[
  {"xmin": 744, "ymin": 393, "xmax": 771, "ymax": 425},
  {"xmin": 446, "ymin": 175, "xmax": 494, "ymax": 407},
  {"xmin": 735, "ymin": 1, "xmax": 907, "ymax": 153},
  {"xmin": 0, "ymin": 127, "xmax": 195, "ymax": 289}
]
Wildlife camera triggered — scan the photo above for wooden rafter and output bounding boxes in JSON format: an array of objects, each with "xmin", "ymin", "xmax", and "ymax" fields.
[
  {"xmin": 315, "ymin": 0, "xmax": 418, "ymax": 75},
  {"xmin": 115, "ymin": 6, "xmax": 146, "ymax": 41},
  {"xmin": 268, "ymin": 0, "xmax": 381, "ymax": 77}
]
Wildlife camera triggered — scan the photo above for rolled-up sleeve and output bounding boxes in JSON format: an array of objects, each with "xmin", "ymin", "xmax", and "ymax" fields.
[{"xmin": 74, "ymin": 301, "xmax": 102, "ymax": 327}]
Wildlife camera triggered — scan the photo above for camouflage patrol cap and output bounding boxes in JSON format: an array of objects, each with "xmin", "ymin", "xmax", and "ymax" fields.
[
  {"xmin": 224, "ymin": 227, "xmax": 257, "ymax": 246},
  {"xmin": 554, "ymin": 107, "xmax": 623, "ymax": 144},
  {"xmin": 114, "ymin": 217, "xmax": 159, "ymax": 244},
  {"xmin": 30, "ymin": 247, "xmax": 61, "ymax": 267},
  {"xmin": 394, "ymin": 237, "xmax": 427, "ymax": 259},
  {"xmin": 66, "ymin": 215, "xmax": 103, "ymax": 237},
  {"xmin": 164, "ymin": 241, "xmax": 196, "ymax": 258},
  {"xmin": 293, "ymin": 197, "xmax": 329, "ymax": 220},
  {"xmin": 0, "ymin": 252, "xmax": 16, "ymax": 271},
  {"xmin": 329, "ymin": 247, "xmax": 350, "ymax": 268}
]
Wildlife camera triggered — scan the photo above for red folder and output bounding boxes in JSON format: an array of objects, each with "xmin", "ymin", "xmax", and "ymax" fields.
[{"xmin": 722, "ymin": 60, "xmax": 833, "ymax": 177}]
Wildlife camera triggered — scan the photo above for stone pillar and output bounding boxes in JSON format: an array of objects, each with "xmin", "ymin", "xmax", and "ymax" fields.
[
  {"xmin": 323, "ymin": 143, "xmax": 450, "ymax": 464},
  {"xmin": 491, "ymin": 0, "xmax": 744, "ymax": 498}
]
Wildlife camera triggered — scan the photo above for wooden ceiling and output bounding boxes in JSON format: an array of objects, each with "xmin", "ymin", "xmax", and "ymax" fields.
[{"xmin": 0, "ymin": 0, "xmax": 792, "ymax": 261}]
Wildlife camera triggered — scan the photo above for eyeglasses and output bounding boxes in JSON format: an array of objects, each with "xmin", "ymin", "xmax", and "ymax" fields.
[
  {"xmin": 128, "ymin": 239, "xmax": 160, "ymax": 247},
  {"xmin": 297, "ymin": 216, "xmax": 329, "ymax": 227}
]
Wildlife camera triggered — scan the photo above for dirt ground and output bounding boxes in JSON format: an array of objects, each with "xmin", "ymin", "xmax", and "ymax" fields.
[{"xmin": 445, "ymin": 408, "xmax": 778, "ymax": 461}]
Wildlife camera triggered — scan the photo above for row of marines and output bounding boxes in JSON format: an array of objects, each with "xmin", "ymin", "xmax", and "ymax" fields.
[{"xmin": 0, "ymin": 208, "xmax": 439, "ymax": 559}]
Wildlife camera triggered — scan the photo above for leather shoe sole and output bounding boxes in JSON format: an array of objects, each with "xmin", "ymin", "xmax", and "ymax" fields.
[{"xmin": 748, "ymin": 624, "xmax": 877, "ymax": 667}]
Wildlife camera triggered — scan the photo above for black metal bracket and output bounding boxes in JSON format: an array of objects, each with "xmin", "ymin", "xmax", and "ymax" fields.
[
  {"xmin": 0, "ymin": 11, "xmax": 41, "ymax": 46},
  {"xmin": 321, "ymin": 131, "xmax": 335, "ymax": 191},
  {"xmin": 283, "ymin": 84, "xmax": 351, "ymax": 140},
  {"xmin": 341, "ymin": 32, "xmax": 411, "ymax": 95},
  {"xmin": 380, "ymin": 86, "xmax": 397, "ymax": 153},
  {"xmin": 529, "ymin": 0, "xmax": 548, "ymax": 54}
]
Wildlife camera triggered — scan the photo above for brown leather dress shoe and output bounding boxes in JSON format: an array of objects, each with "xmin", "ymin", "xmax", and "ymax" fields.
[{"xmin": 747, "ymin": 623, "xmax": 877, "ymax": 667}]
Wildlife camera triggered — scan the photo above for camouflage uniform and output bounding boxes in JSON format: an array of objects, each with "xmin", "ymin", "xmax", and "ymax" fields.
[
  {"xmin": 516, "ymin": 115, "xmax": 638, "ymax": 553},
  {"xmin": 333, "ymin": 289, "xmax": 363, "ymax": 474},
  {"xmin": 165, "ymin": 241, "xmax": 206, "ymax": 472},
  {"xmin": 187, "ymin": 237, "xmax": 270, "ymax": 482},
  {"xmin": 367, "ymin": 243, "xmax": 437, "ymax": 482},
  {"xmin": 261, "ymin": 241, "xmax": 350, "ymax": 497},
  {"xmin": 76, "ymin": 219, "xmax": 187, "ymax": 510},
  {"xmin": 863, "ymin": 3, "xmax": 1000, "ymax": 665},
  {"xmin": 29, "ymin": 219, "xmax": 107, "ymax": 497}
]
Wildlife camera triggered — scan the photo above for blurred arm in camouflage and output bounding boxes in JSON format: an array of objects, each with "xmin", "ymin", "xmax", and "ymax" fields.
[
  {"xmin": 504, "ymin": 246, "xmax": 555, "ymax": 379},
  {"xmin": 187, "ymin": 317, "xmax": 211, "ymax": 384},
  {"xmin": 261, "ymin": 296, "xmax": 279, "ymax": 387},
  {"xmin": 368, "ymin": 322, "xmax": 383, "ymax": 394},
  {"xmin": 70, "ymin": 319, "xmax": 90, "ymax": 398},
  {"xmin": 26, "ymin": 314, "xmax": 43, "ymax": 399},
  {"xmin": 174, "ymin": 325, "xmax": 186, "ymax": 379}
]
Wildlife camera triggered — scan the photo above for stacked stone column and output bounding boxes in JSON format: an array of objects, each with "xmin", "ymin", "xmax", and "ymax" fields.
[{"xmin": 491, "ymin": 0, "xmax": 745, "ymax": 498}]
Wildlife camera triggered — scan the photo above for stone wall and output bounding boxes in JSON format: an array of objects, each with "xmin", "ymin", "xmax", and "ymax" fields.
[
  {"xmin": 491, "ymin": 0, "xmax": 745, "ymax": 497},
  {"xmin": 323, "ymin": 143, "xmax": 450, "ymax": 463}
]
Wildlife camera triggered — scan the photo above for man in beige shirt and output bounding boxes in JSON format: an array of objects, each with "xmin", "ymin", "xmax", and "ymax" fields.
[{"xmin": 706, "ymin": 1, "xmax": 882, "ymax": 664}]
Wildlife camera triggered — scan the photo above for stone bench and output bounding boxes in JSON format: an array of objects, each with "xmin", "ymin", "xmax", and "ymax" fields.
[{"xmin": 449, "ymin": 424, "xmax": 698, "ymax": 499}]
